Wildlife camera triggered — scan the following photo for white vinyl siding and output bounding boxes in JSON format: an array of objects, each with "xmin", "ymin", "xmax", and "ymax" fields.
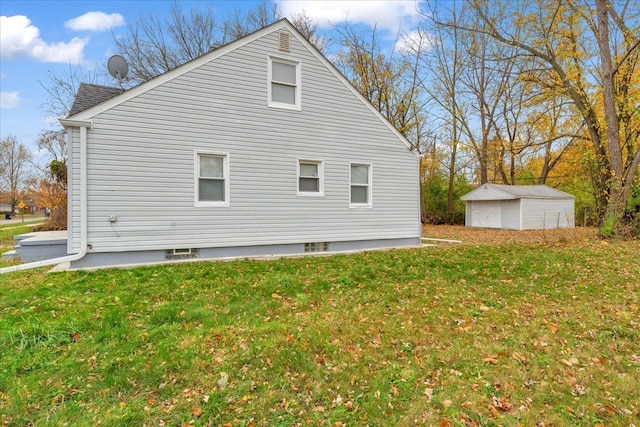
[
  {"xmin": 501, "ymin": 200, "xmax": 521, "ymax": 230},
  {"xmin": 67, "ymin": 26, "xmax": 420, "ymax": 253},
  {"xmin": 521, "ymin": 198, "xmax": 574, "ymax": 229},
  {"xmin": 350, "ymin": 163, "xmax": 371, "ymax": 207},
  {"xmin": 195, "ymin": 152, "xmax": 229, "ymax": 207},
  {"xmin": 268, "ymin": 56, "xmax": 301, "ymax": 110},
  {"xmin": 298, "ymin": 160, "xmax": 323, "ymax": 196}
]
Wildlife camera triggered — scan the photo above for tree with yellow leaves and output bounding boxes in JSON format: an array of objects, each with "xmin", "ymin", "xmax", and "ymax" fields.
[{"xmin": 454, "ymin": 0, "xmax": 639, "ymax": 236}]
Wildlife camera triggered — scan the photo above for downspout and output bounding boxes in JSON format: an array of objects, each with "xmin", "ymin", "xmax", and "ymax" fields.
[{"xmin": 0, "ymin": 120, "xmax": 91, "ymax": 274}]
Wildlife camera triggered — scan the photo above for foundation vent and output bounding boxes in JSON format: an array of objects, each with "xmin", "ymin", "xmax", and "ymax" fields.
[
  {"xmin": 304, "ymin": 242, "xmax": 328, "ymax": 253},
  {"xmin": 278, "ymin": 32, "xmax": 291, "ymax": 52},
  {"xmin": 166, "ymin": 248, "xmax": 199, "ymax": 260}
]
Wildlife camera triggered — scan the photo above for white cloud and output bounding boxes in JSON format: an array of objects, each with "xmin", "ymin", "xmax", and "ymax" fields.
[
  {"xmin": 396, "ymin": 29, "xmax": 433, "ymax": 54},
  {"xmin": 65, "ymin": 11, "xmax": 125, "ymax": 32},
  {"xmin": 0, "ymin": 91, "xmax": 20, "ymax": 109},
  {"xmin": 0, "ymin": 15, "xmax": 87, "ymax": 64},
  {"xmin": 276, "ymin": 0, "xmax": 421, "ymax": 33}
]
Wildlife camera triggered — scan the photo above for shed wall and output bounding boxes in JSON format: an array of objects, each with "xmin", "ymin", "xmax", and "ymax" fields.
[
  {"xmin": 501, "ymin": 200, "xmax": 521, "ymax": 230},
  {"xmin": 521, "ymin": 198, "xmax": 574, "ymax": 229}
]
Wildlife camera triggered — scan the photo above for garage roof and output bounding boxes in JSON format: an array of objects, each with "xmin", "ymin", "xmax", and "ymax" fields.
[{"xmin": 461, "ymin": 184, "xmax": 574, "ymax": 201}]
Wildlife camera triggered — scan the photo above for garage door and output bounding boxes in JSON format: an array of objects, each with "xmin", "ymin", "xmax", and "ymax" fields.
[{"xmin": 471, "ymin": 201, "xmax": 502, "ymax": 228}]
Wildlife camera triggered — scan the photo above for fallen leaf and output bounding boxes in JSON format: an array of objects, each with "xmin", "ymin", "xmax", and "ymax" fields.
[
  {"xmin": 392, "ymin": 386, "xmax": 399, "ymax": 397},
  {"xmin": 483, "ymin": 355, "xmax": 499, "ymax": 365},
  {"xmin": 488, "ymin": 403, "xmax": 499, "ymax": 418},
  {"xmin": 491, "ymin": 395, "xmax": 512, "ymax": 412},
  {"xmin": 424, "ymin": 388, "xmax": 434, "ymax": 400},
  {"xmin": 571, "ymin": 384, "xmax": 587, "ymax": 396},
  {"xmin": 511, "ymin": 352, "xmax": 527, "ymax": 363},
  {"xmin": 559, "ymin": 359, "xmax": 573, "ymax": 367},
  {"xmin": 191, "ymin": 407, "xmax": 202, "ymax": 418}
]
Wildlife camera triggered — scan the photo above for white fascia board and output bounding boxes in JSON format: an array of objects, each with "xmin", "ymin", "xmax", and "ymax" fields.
[
  {"xmin": 59, "ymin": 119, "xmax": 93, "ymax": 128},
  {"xmin": 67, "ymin": 20, "xmax": 293, "ymax": 121}
]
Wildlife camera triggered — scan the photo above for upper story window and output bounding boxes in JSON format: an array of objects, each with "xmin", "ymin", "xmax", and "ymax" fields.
[
  {"xmin": 350, "ymin": 163, "xmax": 372, "ymax": 208},
  {"xmin": 269, "ymin": 56, "xmax": 301, "ymax": 110},
  {"xmin": 298, "ymin": 160, "xmax": 323, "ymax": 196},
  {"xmin": 195, "ymin": 152, "xmax": 230, "ymax": 207}
]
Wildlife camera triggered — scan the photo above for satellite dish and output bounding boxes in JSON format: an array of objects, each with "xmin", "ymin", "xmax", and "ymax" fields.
[{"xmin": 107, "ymin": 55, "xmax": 129, "ymax": 80}]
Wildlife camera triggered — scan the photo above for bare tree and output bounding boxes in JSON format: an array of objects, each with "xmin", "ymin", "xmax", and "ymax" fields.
[
  {"xmin": 334, "ymin": 23, "xmax": 425, "ymax": 148},
  {"xmin": 418, "ymin": 2, "xmax": 469, "ymax": 213},
  {"xmin": 113, "ymin": 2, "xmax": 222, "ymax": 83},
  {"xmin": 290, "ymin": 10, "xmax": 328, "ymax": 53},
  {"xmin": 223, "ymin": 1, "xmax": 281, "ymax": 41},
  {"xmin": 0, "ymin": 136, "xmax": 33, "ymax": 213},
  {"xmin": 112, "ymin": 1, "xmax": 325, "ymax": 84},
  {"xmin": 40, "ymin": 64, "xmax": 101, "ymax": 119}
]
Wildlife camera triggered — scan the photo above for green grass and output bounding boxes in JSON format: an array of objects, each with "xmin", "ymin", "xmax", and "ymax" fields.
[
  {"xmin": 0, "ymin": 235, "xmax": 638, "ymax": 426},
  {"xmin": 1, "ymin": 223, "xmax": 43, "ymax": 268}
]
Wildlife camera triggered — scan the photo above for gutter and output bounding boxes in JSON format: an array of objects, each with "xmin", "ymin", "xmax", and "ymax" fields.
[{"xmin": 1, "ymin": 121, "xmax": 91, "ymax": 274}]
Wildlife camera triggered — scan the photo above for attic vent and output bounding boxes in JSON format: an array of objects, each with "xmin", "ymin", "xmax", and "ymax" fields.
[{"xmin": 278, "ymin": 32, "xmax": 291, "ymax": 52}]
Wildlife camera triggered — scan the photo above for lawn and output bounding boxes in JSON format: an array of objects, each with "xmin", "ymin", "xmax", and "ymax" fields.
[{"xmin": 1, "ymin": 227, "xmax": 638, "ymax": 426}]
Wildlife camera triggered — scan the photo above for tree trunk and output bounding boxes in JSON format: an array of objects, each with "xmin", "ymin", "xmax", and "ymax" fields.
[{"xmin": 595, "ymin": 0, "xmax": 627, "ymax": 236}]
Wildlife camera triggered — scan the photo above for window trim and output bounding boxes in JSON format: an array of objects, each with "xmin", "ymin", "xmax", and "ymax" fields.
[
  {"xmin": 349, "ymin": 162, "xmax": 372, "ymax": 208},
  {"xmin": 268, "ymin": 56, "xmax": 301, "ymax": 110},
  {"xmin": 297, "ymin": 159, "xmax": 324, "ymax": 197},
  {"xmin": 194, "ymin": 151, "xmax": 230, "ymax": 207}
]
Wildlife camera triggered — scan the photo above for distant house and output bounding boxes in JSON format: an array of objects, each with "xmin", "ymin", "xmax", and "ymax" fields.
[
  {"xmin": 60, "ymin": 19, "xmax": 421, "ymax": 269},
  {"xmin": 461, "ymin": 184, "xmax": 574, "ymax": 230}
]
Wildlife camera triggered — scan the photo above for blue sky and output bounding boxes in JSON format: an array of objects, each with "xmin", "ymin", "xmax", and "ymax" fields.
[{"xmin": 1, "ymin": 0, "xmax": 424, "ymax": 158}]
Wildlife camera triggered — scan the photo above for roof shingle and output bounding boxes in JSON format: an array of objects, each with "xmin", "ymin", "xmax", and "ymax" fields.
[{"xmin": 68, "ymin": 83, "xmax": 124, "ymax": 117}]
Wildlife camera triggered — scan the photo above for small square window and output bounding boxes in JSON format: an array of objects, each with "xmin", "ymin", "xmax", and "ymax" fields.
[
  {"xmin": 195, "ymin": 152, "xmax": 229, "ymax": 207},
  {"xmin": 269, "ymin": 57, "xmax": 301, "ymax": 110},
  {"xmin": 298, "ymin": 160, "xmax": 323, "ymax": 196},
  {"xmin": 350, "ymin": 163, "xmax": 372, "ymax": 207}
]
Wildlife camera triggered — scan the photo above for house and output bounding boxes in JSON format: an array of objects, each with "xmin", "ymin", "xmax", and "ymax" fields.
[
  {"xmin": 460, "ymin": 184, "xmax": 574, "ymax": 230},
  {"xmin": 59, "ymin": 19, "xmax": 421, "ymax": 269}
]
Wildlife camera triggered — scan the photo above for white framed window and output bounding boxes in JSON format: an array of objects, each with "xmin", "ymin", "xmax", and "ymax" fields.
[
  {"xmin": 268, "ymin": 56, "xmax": 301, "ymax": 110},
  {"xmin": 195, "ymin": 152, "xmax": 230, "ymax": 207},
  {"xmin": 298, "ymin": 159, "xmax": 324, "ymax": 196},
  {"xmin": 350, "ymin": 163, "xmax": 372, "ymax": 208}
]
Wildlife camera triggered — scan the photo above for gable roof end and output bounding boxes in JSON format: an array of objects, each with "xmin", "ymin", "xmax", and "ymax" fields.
[
  {"xmin": 68, "ymin": 83, "xmax": 124, "ymax": 117},
  {"xmin": 63, "ymin": 19, "xmax": 416, "ymax": 155}
]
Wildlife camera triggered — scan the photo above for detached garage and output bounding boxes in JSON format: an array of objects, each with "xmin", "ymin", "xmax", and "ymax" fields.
[{"xmin": 461, "ymin": 184, "xmax": 574, "ymax": 230}]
